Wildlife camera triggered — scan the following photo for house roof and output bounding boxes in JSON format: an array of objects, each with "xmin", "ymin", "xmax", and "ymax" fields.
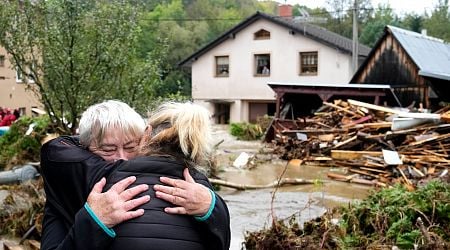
[
  {"xmin": 179, "ymin": 11, "xmax": 371, "ymax": 66},
  {"xmin": 387, "ymin": 26, "xmax": 450, "ymax": 81}
]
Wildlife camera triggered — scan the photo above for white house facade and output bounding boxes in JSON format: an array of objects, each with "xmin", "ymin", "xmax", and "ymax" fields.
[{"xmin": 180, "ymin": 7, "xmax": 371, "ymax": 124}]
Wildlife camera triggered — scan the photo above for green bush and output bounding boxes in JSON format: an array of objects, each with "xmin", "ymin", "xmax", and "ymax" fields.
[
  {"xmin": 0, "ymin": 115, "xmax": 50, "ymax": 170},
  {"xmin": 230, "ymin": 122, "xmax": 263, "ymax": 140},
  {"xmin": 245, "ymin": 180, "xmax": 450, "ymax": 249}
]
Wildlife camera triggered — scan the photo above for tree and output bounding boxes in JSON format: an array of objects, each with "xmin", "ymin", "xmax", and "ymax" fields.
[
  {"xmin": 423, "ymin": 0, "xmax": 450, "ymax": 41},
  {"xmin": 359, "ymin": 4, "xmax": 399, "ymax": 47},
  {"xmin": 323, "ymin": 0, "xmax": 373, "ymax": 39},
  {"xmin": 400, "ymin": 13, "xmax": 423, "ymax": 33},
  {"xmin": 0, "ymin": 0, "xmax": 163, "ymax": 134}
]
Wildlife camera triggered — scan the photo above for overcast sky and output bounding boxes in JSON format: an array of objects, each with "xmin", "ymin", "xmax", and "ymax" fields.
[{"xmin": 276, "ymin": 0, "xmax": 441, "ymax": 15}]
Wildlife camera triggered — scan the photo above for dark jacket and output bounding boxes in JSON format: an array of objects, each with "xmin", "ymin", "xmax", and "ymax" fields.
[
  {"xmin": 40, "ymin": 136, "xmax": 115, "ymax": 250},
  {"xmin": 40, "ymin": 136, "xmax": 230, "ymax": 250},
  {"xmin": 103, "ymin": 156, "xmax": 231, "ymax": 250}
]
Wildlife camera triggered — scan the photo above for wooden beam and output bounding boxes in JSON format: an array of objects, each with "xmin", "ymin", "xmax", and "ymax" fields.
[{"xmin": 331, "ymin": 150, "xmax": 382, "ymax": 160}]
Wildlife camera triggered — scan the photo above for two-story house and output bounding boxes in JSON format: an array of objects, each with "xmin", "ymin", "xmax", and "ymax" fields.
[
  {"xmin": 0, "ymin": 46, "xmax": 42, "ymax": 116},
  {"xmin": 180, "ymin": 5, "xmax": 371, "ymax": 124}
]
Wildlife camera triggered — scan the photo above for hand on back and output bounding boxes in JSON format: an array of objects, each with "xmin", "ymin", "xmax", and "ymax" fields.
[{"xmin": 87, "ymin": 176, "xmax": 150, "ymax": 228}]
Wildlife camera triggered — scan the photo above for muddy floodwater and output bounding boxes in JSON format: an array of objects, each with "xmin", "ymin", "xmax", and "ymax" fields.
[
  {"xmin": 217, "ymin": 163, "xmax": 372, "ymax": 250},
  {"xmin": 211, "ymin": 125, "xmax": 372, "ymax": 250}
]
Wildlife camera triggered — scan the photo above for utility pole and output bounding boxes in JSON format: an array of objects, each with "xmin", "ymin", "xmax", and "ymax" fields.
[{"xmin": 352, "ymin": 0, "xmax": 359, "ymax": 73}]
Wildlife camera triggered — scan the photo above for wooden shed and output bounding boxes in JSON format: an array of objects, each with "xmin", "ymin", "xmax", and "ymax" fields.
[{"xmin": 351, "ymin": 25, "xmax": 450, "ymax": 109}]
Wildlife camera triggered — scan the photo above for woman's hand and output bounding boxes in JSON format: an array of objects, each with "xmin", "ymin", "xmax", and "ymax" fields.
[
  {"xmin": 87, "ymin": 176, "xmax": 150, "ymax": 228},
  {"xmin": 153, "ymin": 168, "xmax": 212, "ymax": 216}
]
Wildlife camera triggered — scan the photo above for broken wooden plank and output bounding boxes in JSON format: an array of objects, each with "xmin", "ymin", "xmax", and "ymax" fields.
[
  {"xmin": 331, "ymin": 150, "xmax": 382, "ymax": 160},
  {"xmin": 348, "ymin": 168, "xmax": 379, "ymax": 179},
  {"xmin": 364, "ymin": 161, "xmax": 387, "ymax": 168},
  {"xmin": 349, "ymin": 178, "xmax": 376, "ymax": 186},
  {"xmin": 360, "ymin": 167, "xmax": 390, "ymax": 174},
  {"xmin": 397, "ymin": 167, "xmax": 413, "ymax": 186},
  {"xmin": 342, "ymin": 115, "xmax": 373, "ymax": 128},
  {"xmin": 332, "ymin": 135, "xmax": 357, "ymax": 149},
  {"xmin": 348, "ymin": 99, "xmax": 400, "ymax": 114},
  {"xmin": 282, "ymin": 128, "xmax": 349, "ymax": 134},
  {"xmin": 323, "ymin": 101, "xmax": 360, "ymax": 117},
  {"xmin": 327, "ymin": 172, "xmax": 356, "ymax": 181},
  {"xmin": 411, "ymin": 166, "xmax": 425, "ymax": 177},
  {"xmin": 353, "ymin": 122, "xmax": 392, "ymax": 129},
  {"xmin": 209, "ymin": 178, "xmax": 315, "ymax": 190}
]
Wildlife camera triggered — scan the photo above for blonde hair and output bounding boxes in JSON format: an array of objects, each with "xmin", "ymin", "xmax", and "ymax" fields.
[
  {"xmin": 79, "ymin": 100, "xmax": 146, "ymax": 147},
  {"xmin": 144, "ymin": 102, "xmax": 212, "ymax": 163}
]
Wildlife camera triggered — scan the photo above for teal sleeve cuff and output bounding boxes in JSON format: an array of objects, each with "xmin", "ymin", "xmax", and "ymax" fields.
[
  {"xmin": 84, "ymin": 202, "xmax": 116, "ymax": 238},
  {"xmin": 194, "ymin": 188, "xmax": 216, "ymax": 222}
]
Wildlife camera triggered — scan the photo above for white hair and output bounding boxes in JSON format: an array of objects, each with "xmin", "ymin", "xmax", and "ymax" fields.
[
  {"xmin": 78, "ymin": 100, "xmax": 146, "ymax": 147},
  {"xmin": 145, "ymin": 102, "xmax": 212, "ymax": 163}
]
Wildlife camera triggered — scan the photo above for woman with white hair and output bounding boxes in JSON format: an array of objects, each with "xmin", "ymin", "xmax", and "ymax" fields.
[
  {"xmin": 95, "ymin": 101, "xmax": 230, "ymax": 249},
  {"xmin": 41, "ymin": 100, "xmax": 230, "ymax": 250}
]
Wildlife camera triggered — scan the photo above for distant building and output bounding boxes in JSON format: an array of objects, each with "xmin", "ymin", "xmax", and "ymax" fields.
[
  {"xmin": 351, "ymin": 25, "xmax": 450, "ymax": 109},
  {"xmin": 180, "ymin": 5, "xmax": 370, "ymax": 124},
  {"xmin": 0, "ymin": 46, "xmax": 42, "ymax": 116}
]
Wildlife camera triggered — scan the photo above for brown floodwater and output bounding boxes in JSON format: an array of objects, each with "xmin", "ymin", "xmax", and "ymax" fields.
[{"xmin": 217, "ymin": 161, "xmax": 372, "ymax": 250}]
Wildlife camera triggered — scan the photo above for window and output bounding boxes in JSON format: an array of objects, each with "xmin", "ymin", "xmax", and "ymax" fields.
[
  {"xmin": 15, "ymin": 63, "xmax": 36, "ymax": 83},
  {"xmin": 0, "ymin": 55, "xmax": 5, "ymax": 67},
  {"xmin": 16, "ymin": 67, "xmax": 23, "ymax": 82},
  {"xmin": 215, "ymin": 56, "xmax": 229, "ymax": 77},
  {"xmin": 300, "ymin": 52, "xmax": 318, "ymax": 75},
  {"xmin": 254, "ymin": 29, "xmax": 270, "ymax": 40},
  {"xmin": 254, "ymin": 54, "xmax": 270, "ymax": 76}
]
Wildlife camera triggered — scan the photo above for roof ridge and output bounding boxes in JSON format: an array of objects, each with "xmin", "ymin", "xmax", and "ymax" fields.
[{"xmin": 388, "ymin": 25, "xmax": 445, "ymax": 43}]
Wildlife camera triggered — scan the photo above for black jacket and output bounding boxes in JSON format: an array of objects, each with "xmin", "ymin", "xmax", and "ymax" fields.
[
  {"xmin": 104, "ymin": 156, "xmax": 230, "ymax": 250},
  {"xmin": 40, "ymin": 136, "xmax": 115, "ymax": 250},
  {"xmin": 40, "ymin": 136, "xmax": 231, "ymax": 250}
]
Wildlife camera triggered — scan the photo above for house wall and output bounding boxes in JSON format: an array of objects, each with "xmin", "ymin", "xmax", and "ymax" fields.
[
  {"xmin": 0, "ymin": 47, "xmax": 42, "ymax": 116},
  {"xmin": 191, "ymin": 19, "xmax": 354, "ymax": 123}
]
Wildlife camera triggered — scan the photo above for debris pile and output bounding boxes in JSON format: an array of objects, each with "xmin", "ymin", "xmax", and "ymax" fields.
[{"xmin": 271, "ymin": 99, "xmax": 450, "ymax": 189}]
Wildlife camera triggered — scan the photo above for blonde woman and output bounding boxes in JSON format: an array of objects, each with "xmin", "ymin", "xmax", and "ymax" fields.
[{"xmin": 99, "ymin": 102, "xmax": 230, "ymax": 250}]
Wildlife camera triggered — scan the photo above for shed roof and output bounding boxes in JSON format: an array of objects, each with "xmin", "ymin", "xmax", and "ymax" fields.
[
  {"xmin": 179, "ymin": 12, "xmax": 371, "ymax": 66},
  {"xmin": 387, "ymin": 26, "xmax": 450, "ymax": 81}
]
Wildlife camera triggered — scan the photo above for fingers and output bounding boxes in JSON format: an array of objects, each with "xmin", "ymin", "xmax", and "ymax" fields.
[
  {"xmin": 164, "ymin": 206, "xmax": 187, "ymax": 215},
  {"xmin": 110, "ymin": 176, "xmax": 137, "ymax": 193},
  {"xmin": 154, "ymin": 184, "xmax": 186, "ymax": 199},
  {"xmin": 159, "ymin": 176, "xmax": 178, "ymax": 187},
  {"xmin": 120, "ymin": 184, "xmax": 149, "ymax": 201},
  {"xmin": 122, "ymin": 209, "xmax": 145, "ymax": 221},
  {"xmin": 159, "ymin": 176, "xmax": 191, "ymax": 190},
  {"xmin": 155, "ymin": 190, "xmax": 186, "ymax": 205},
  {"xmin": 92, "ymin": 177, "xmax": 106, "ymax": 193},
  {"xmin": 183, "ymin": 168, "xmax": 195, "ymax": 183},
  {"xmin": 124, "ymin": 195, "xmax": 150, "ymax": 211}
]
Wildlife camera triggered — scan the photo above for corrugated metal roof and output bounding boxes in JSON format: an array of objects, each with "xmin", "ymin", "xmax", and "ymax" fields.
[{"xmin": 388, "ymin": 25, "xmax": 450, "ymax": 81}]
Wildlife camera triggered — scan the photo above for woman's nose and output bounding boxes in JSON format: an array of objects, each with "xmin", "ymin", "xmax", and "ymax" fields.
[{"xmin": 116, "ymin": 148, "xmax": 128, "ymax": 160}]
